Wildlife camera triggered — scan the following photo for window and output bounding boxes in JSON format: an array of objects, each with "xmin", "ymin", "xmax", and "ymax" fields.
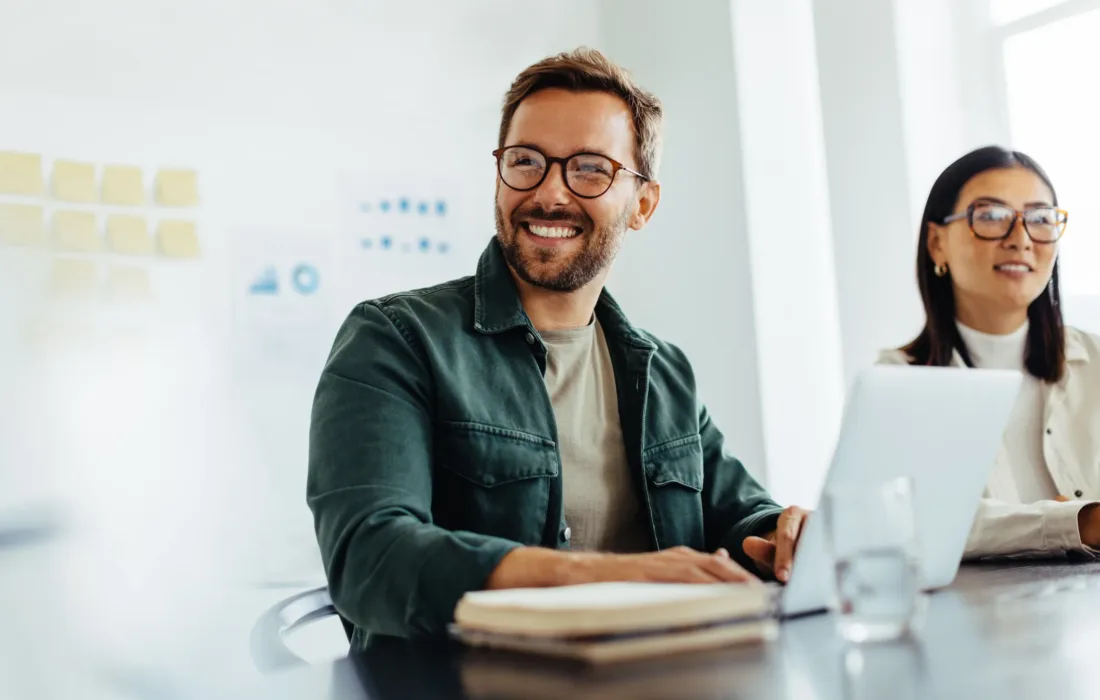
[{"xmin": 999, "ymin": 2, "xmax": 1100, "ymax": 296}]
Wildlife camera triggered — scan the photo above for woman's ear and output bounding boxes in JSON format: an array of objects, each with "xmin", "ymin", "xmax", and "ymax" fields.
[{"xmin": 927, "ymin": 222, "xmax": 947, "ymax": 267}]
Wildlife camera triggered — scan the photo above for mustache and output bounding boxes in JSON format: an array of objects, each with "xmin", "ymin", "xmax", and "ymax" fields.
[{"xmin": 511, "ymin": 206, "xmax": 590, "ymax": 230}]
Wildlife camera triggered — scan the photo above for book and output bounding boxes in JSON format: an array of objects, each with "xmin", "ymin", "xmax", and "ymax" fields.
[{"xmin": 451, "ymin": 582, "xmax": 777, "ymax": 663}]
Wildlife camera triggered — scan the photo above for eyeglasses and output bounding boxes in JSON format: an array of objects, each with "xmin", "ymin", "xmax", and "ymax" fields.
[
  {"xmin": 942, "ymin": 202, "xmax": 1069, "ymax": 244},
  {"xmin": 492, "ymin": 145, "xmax": 649, "ymax": 199}
]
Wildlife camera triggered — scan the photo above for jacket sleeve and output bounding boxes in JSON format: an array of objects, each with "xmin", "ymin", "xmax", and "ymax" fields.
[
  {"xmin": 698, "ymin": 403, "xmax": 785, "ymax": 571},
  {"xmin": 964, "ymin": 498, "xmax": 1100, "ymax": 560},
  {"xmin": 307, "ymin": 303, "xmax": 520, "ymax": 639}
]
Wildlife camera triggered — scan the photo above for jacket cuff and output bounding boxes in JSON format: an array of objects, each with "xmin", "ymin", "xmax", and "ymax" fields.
[
  {"xmin": 1042, "ymin": 501, "xmax": 1099, "ymax": 555},
  {"xmin": 721, "ymin": 507, "xmax": 785, "ymax": 572},
  {"xmin": 407, "ymin": 535, "xmax": 522, "ymax": 635}
]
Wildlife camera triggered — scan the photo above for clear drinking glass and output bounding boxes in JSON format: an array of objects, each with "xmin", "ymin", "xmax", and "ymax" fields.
[{"xmin": 822, "ymin": 476, "xmax": 924, "ymax": 643}]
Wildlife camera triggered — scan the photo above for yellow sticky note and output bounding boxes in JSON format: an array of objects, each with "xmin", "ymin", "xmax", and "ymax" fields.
[
  {"xmin": 155, "ymin": 168, "xmax": 199, "ymax": 207},
  {"xmin": 102, "ymin": 165, "xmax": 145, "ymax": 205},
  {"xmin": 50, "ymin": 258, "xmax": 99, "ymax": 300},
  {"xmin": 0, "ymin": 151, "xmax": 44, "ymax": 196},
  {"xmin": 0, "ymin": 203, "xmax": 46, "ymax": 247},
  {"xmin": 106, "ymin": 265, "xmax": 152, "ymax": 302},
  {"xmin": 53, "ymin": 210, "xmax": 101, "ymax": 252},
  {"xmin": 52, "ymin": 160, "xmax": 97, "ymax": 202},
  {"xmin": 156, "ymin": 220, "xmax": 200, "ymax": 258},
  {"xmin": 106, "ymin": 214, "xmax": 153, "ymax": 255}
]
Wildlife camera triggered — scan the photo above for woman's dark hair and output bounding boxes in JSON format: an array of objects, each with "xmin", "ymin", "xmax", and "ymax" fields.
[{"xmin": 902, "ymin": 145, "xmax": 1065, "ymax": 382}]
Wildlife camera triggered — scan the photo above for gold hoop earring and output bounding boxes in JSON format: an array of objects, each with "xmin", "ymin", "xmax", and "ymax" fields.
[{"xmin": 934, "ymin": 263, "xmax": 948, "ymax": 278}]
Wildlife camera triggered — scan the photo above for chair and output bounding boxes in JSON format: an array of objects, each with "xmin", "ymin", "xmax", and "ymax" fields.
[{"xmin": 249, "ymin": 586, "xmax": 354, "ymax": 674}]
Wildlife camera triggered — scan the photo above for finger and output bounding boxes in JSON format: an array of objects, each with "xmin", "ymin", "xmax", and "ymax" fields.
[
  {"xmin": 699, "ymin": 553, "xmax": 757, "ymax": 583},
  {"xmin": 1055, "ymin": 495, "xmax": 1070, "ymax": 503},
  {"xmin": 716, "ymin": 547, "xmax": 731, "ymax": 559},
  {"xmin": 774, "ymin": 507, "xmax": 807, "ymax": 582},
  {"xmin": 741, "ymin": 536, "xmax": 776, "ymax": 572}
]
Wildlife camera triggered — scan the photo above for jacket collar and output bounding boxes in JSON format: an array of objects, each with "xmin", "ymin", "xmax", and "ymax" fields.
[{"xmin": 472, "ymin": 237, "xmax": 656, "ymax": 351}]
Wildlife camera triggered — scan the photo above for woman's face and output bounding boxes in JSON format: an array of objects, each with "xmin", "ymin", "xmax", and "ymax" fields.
[{"xmin": 927, "ymin": 167, "xmax": 1060, "ymax": 323}]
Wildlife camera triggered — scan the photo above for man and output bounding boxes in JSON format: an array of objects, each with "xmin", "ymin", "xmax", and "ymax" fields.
[{"xmin": 308, "ymin": 48, "xmax": 807, "ymax": 647}]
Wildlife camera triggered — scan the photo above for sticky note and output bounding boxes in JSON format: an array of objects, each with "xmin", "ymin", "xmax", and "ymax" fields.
[
  {"xmin": 102, "ymin": 166, "xmax": 145, "ymax": 205},
  {"xmin": 155, "ymin": 168, "xmax": 199, "ymax": 207},
  {"xmin": 49, "ymin": 258, "xmax": 99, "ymax": 300},
  {"xmin": 156, "ymin": 220, "xmax": 200, "ymax": 258},
  {"xmin": 106, "ymin": 214, "xmax": 153, "ymax": 255},
  {"xmin": 0, "ymin": 203, "xmax": 46, "ymax": 247},
  {"xmin": 52, "ymin": 160, "xmax": 97, "ymax": 202},
  {"xmin": 53, "ymin": 210, "xmax": 101, "ymax": 252},
  {"xmin": 0, "ymin": 151, "xmax": 44, "ymax": 196},
  {"xmin": 106, "ymin": 265, "xmax": 152, "ymax": 302}
]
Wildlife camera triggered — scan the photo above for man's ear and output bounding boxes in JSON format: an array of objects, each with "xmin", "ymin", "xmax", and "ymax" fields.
[{"xmin": 629, "ymin": 180, "xmax": 661, "ymax": 231}]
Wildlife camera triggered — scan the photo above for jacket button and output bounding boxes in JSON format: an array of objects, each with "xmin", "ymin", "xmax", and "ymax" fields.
[
  {"xmin": 525, "ymin": 332, "xmax": 536, "ymax": 345},
  {"xmin": 1076, "ymin": 490, "xmax": 1084, "ymax": 498},
  {"xmin": 1046, "ymin": 428, "xmax": 1053, "ymax": 435},
  {"xmin": 563, "ymin": 527, "xmax": 572, "ymax": 542}
]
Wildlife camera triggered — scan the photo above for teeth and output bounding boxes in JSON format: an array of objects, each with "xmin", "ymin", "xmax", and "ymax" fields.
[
  {"xmin": 528, "ymin": 224, "xmax": 578, "ymax": 239},
  {"xmin": 996, "ymin": 264, "xmax": 1031, "ymax": 272}
]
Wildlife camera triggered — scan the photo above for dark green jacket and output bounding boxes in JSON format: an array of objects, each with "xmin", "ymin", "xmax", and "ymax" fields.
[{"xmin": 307, "ymin": 238, "xmax": 783, "ymax": 648}]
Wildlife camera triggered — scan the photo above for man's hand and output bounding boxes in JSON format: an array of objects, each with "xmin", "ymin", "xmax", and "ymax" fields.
[
  {"xmin": 486, "ymin": 545, "xmax": 758, "ymax": 590},
  {"xmin": 1078, "ymin": 503, "xmax": 1100, "ymax": 549},
  {"xmin": 741, "ymin": 505, "xmax": 810, "ymax": 583}
]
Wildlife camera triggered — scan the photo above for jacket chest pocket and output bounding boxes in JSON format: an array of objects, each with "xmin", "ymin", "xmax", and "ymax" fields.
[
  {"xmin": 433, "ymin": 421, "xmax": 558, "ymax": 544},
  {"xmin": 643, "ymin": 435, "xmax": 705, "ymax": 549}
]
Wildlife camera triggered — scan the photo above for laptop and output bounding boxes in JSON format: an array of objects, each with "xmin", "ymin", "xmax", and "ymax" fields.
[{"xmin": 779, "ymin": 365, "xmax": 1023, "ymax": 617}]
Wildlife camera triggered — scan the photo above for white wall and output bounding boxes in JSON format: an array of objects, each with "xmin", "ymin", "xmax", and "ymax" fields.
[
  {"xmin": 0, "ymin": 0, "xmax": 600, "ymax": 694},
  {"xmin": 598, "ymin": 0, "xmax": 769, "ymax": 479},
  {"xmin": 812, "ymin": 0, "xmax": 923, "ymax": 381},
  {"xmin": 728, "ymin": 0, "xmax": 845, "ymax": 508}
]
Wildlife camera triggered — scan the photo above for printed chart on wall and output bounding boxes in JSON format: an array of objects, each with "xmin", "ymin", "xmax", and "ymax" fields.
[
  {"xmin": 333, "ymin": 171, "xmax": 486, "ymax": 310},
  {"xmin": 230, "ymin": 227, "xmax": 339, "ymax": 383}
]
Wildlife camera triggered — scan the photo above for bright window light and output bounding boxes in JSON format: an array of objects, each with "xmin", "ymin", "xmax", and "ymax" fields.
[{"xmin": 1003, "ymin": 8, "xmax": 1100, "ymax": 294}]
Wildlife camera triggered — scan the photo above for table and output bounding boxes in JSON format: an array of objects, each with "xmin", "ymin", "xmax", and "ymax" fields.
[{"xmin": 230, "ymin": 561, "xmax": 1100, "ymax": 700}]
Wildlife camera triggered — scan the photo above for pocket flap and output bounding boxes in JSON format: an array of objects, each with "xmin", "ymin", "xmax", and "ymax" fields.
[
  {"xmin": 643, "ymin": 435, "xmax": 704, "ymax": 491},
  {"xmin": 436, "ymin": 421, "xmax": 558, "ymax": 487}
]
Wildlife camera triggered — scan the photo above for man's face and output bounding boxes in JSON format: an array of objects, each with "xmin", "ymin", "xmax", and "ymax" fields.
[{"xmin": 495, "ymin": 88, "xmax": 658, "ymax": 292}]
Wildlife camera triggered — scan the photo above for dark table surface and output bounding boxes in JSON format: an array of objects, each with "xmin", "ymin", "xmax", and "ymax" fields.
[{"xmin": 230, "ymin": 560, "xmax": 1100, "ymax": 700}]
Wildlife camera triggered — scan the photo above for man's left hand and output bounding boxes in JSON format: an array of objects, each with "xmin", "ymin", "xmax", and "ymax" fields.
[{"xmin": 742, "ymin": 506, "xmax": 810, "ymax": 583}]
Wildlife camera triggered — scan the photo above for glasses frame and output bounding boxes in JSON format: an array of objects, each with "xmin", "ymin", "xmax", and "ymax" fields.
[
  {"xmin": 942, "ymin": 202, "xmax": 1069, "ymax": 244},
  {"xmin": 492, "ymin": 145, "xmax": 650, "ymax": 199}
]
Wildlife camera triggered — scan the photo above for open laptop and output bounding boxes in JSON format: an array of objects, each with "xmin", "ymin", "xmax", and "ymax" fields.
[{"xmin": 779, "ymin": 365, "xmax": 1023, "ymax": 617}]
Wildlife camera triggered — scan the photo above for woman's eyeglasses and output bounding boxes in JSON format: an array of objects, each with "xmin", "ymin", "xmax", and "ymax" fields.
[
  {"xmin": 942, "ymin": 202, "xmax": 1068, "ymax": 243},
  {"xmin": 493, "ymin": 145, "xmax": 649, "ymax": 199}
]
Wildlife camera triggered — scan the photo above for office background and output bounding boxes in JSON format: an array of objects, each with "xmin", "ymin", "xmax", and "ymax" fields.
[{"xmin": 1, "ymin": 0, "xmax": 1098, "ymax": 696}]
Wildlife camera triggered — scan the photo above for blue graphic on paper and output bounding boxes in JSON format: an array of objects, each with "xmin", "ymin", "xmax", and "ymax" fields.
[
  {"xmin": 379, "ymin": 199, "xmax": 392, "ymax": 213},
  {"xmin": 291, "ymin": 264, "xmax": 320, "ymax": 295},
  {"xmin": 398, "ymin": 198, "xmax": 410, "ymax": 213},
  {"xmin": 249, "ymin": 267, "xmax": 279, "ymax": 295},
  {"xmin": 418, "ymin": 237, "xmax": 431, "ymax": 251},
  {"xmin": 435, "ymin": 200, "xmax": 447, "ymax": 217},
  {"xmin": 417, "ymin": 201, "xmax": 429, "ymax": 215},
  {"xmin": 380, "ymin": 236, "xmax": 392, "ymax": 250},
  {"xmin": 437, "ymin": 242, "xmax": 450, "ymax": 254}
]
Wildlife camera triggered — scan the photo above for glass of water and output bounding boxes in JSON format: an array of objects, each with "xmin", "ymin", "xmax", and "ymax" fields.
[{"xmin": 822, "ymin": 476, "xmax": 924, "ymax": 643}]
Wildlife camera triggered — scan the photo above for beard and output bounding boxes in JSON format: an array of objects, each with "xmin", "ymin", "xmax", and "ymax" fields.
[{"xmin": 494, "ymin": 200, "xmax": 631, "ymax": 293}]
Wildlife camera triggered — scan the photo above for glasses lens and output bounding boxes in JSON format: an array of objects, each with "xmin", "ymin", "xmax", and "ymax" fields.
[
  {"xmin": 566, "ymin": 154, "xmax": 616, "ymax": 197},
  {"xmin": 970, "ymin": 203, "xmax": 1016, "ymax": 239},
  {"xmin": 1023, "ymin": 207, "xmax": 1066, "ymax": 242},
  {"xmin": 499, "ymin": 147, "xmax": 546, "ymax": 191}
]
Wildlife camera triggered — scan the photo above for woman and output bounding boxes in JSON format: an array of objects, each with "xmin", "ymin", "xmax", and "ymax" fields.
[{"xmin": 881, "ymin": 146, "xmax": 1100, "ymax": 558}]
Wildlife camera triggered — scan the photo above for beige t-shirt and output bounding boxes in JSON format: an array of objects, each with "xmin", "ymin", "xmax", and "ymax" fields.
[{"xmin": 541, "ymin": 319, "xmax": 651, "ymax": 553}]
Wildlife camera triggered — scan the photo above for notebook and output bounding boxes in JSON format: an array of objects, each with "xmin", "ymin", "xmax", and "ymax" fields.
[{"xmin": 451, "ymin": 582, "xmax": 777, "ymax": 663}]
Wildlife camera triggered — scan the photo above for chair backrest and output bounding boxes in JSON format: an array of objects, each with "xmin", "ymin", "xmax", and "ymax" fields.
[{"xmin": 249, "ymin": 586, "xmax": 352, "ymax": 674}]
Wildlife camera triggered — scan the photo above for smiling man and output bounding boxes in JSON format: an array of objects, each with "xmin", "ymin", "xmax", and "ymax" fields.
[{"xmin": 308, "ymin": 48, "xmax": 807, "ymax": 647}]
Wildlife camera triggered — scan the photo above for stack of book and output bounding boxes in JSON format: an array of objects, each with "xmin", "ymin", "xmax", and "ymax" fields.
[{"xmin": 450, "ymin": 581, "xmax": 777, "ymax": 664}]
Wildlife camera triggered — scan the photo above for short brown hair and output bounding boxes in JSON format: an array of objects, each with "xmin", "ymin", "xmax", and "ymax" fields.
[{"xmin": 498, "ymin": 47, "xmax": 663, "ymax": 180}]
